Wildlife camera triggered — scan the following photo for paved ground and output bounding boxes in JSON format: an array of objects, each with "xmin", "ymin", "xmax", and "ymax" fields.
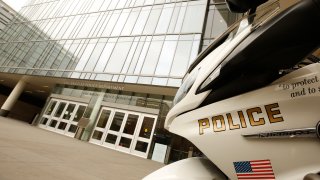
[{"xmin": 0, "ymin": 117, "xmax": 164, "ymax": 180}]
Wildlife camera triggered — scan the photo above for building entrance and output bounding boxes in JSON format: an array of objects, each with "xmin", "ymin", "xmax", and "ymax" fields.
[
  {"xmin": 38, "ymin": 98, "xmax": 87, "ymax": 137},
  {"xmin": 90, "ymin": 107, "xmax": 157, "ymax": 158}
]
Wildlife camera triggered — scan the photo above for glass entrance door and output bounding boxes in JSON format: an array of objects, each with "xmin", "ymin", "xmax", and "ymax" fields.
[
  {"xmin": 90, "ymin": 108, "xmax": 114, "ymax": 144},
  {"xmin": 106, "ymin": 111, "xmax": 141, "ymax": 153},
  {"xmin": 90, "ymin": 107, "xmax": 157, "ymax": 158},
  {"xmin": 103, "ymin": 110, "xmax": 127, "ymax": 149},
  {"xmin": 131, "ymin": 115, "xmax": 157, "ymax": 158},
  {"xmin": 64, "ymin": 103, "xmax": 87, "ymax": 137},
  {"xmin": 39, "ymin": 98, "xmax": 87, "ymax": 137}
]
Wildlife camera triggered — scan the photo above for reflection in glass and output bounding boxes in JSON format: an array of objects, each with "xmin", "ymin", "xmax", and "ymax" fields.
[
  {"xmin": 146, "ymin": 97, "xmax": 161, "ymax": 109},
  {"xmin": 68, "ymin": 124, "xmax": 78, "ymax": 133},
  {"xmin": 129, "ymin": 93, "xmax": 147, "ymax": 107},
  {"xmin": 189, "ymin": 39, "xmax": 201, "ymax": 66},
  {"xmin": 84, "ymin": 42, "xmax": 106, "ymax": 71},
  {"xmin": 57, "ymin": 122, "xmax": 67, "ymax": 130},
  {"xmin": 110, "ymin": 112, "xmax": 125, "ymax": 132},
  {"xmin": 167, "ymin": 78, "xmax": 182, "ymax": 87},
  {"xmin": 105, "ymin": 133, "xmax": 117, "ymax": 144},
  {"xmin": 170, "ymin": 40, "xmax": 193, "ymax": 77},
  {"xmin": 0, "ymin": 0, "xmax": 213, "ymax": 89},
  {"xmin": 174, "ymin": 5, "xmax": 186, "ymax": 33},
  {"xmin": 40, "ymin": 118, "xmax": 49, "ymax": 125},
  {"xmin": 101, "ymin": 11, "xmax": 121, "ymax": 36},
  {"xmin": 111, "ymin": 10, "xmax": 129, "ymax": 36},
  {"xmin": 94, "ymin": 42, "xmax": 115, "ymax": 72},
  {"xmin": 132, "ymin": 7, "xmax": 150, "ymax": 35},
  {"xmin": 97, "ymin": 110, "xmax": 111, "ymax": 128},
  {"xmin": 143, "ymin": 6, "xmax": 161, "ymax": 34},
  {"xmin": 122, "ymin": 41, "xmax": 138, "ymax": 72},
  {"xmin": 155, "ymin": 4, "xmax": 173, "ymax": 34},
  {"xmin": 121, "ymin": 8, "xmax": 139, "ymax": 36},
  {"xmin": 155, "ymin": 40, "xmax": 177, "ymax": 76},
  {"xmin": 135, "ymin": 141, "xmax": 148, "ymax": 152},
  {"xmin": 119, "ymin": 137, "xmax": 132, "ymax": 148},
  {"xmin": 152, "ymin": 77, "xmax": 168, "ymax": 86},
  {"xmin": 54, "ymin": 102, "xmax": 67, "ymax": 118},
  {"xmin": 127, "ymin": 41, "xmax": 144, "ymax": 74},
  {"xmin": 181, "ymin": 3, "xmax": 206, "ymax": 33},
  {"xmin": 74, "ymin": 43, "xmax": 95, "ymax": 71},
  {"xmin": 45, "ymin": 101, "xmax": 57, "ymax": 115},
  {"xmin": 134, "ymin": 41, "xmax": 151, "ymax": 74},
  {"xmin": 92, "ymin": 130, "xmax": 104, "ymax": 140},
  {"xmin": 104, "ymin": 90, "xmax": 118, "ymax": 103},
  {"xmin": 124, "ymin": 76, "xmax": 138, "ymax": 83},
  {"xmin": 77, "ymin": 14, "xmax": 99, "ymax": 38},
  {"xmin": 49, "ymin": 120, "xmax": 58, "ymax": 128},
  {"xmin": 62, "ymin": 104, "xmax": 76, "ymax": 120},
  {"xmin": 116, "ymin": 91, "xmax": 132, "ymax": 104},
  {"xmin": 73, "ymin": 105, "xmax": 86, "ymax": 122},
  {"xmin": 123, "ymin": 114, "xmax": 139, "ymax": 135},
  {"xmin": 139, "ymin": 117, "xmax": 155, "ymax": 139},
  {"xmin": 138, "ymin": 77, "xmax": 152, "ymax": 84},
  {"xmin": 105, "ymin": 39, "xmax": 133, "ymax": 74},
  {"xmin": 140, "ymin": 41, "xmax": 163, "ymax": 75}
]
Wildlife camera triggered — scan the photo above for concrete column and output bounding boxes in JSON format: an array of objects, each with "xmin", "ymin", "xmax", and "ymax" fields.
[{"xmin": 0, "ymin": 79, "xmax": 26, "ymax": 117}]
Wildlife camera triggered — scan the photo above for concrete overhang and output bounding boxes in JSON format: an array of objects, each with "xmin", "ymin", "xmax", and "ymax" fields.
[{"xmin": 0, "ymin": 73, "xmax": 178, "ymax": 100}]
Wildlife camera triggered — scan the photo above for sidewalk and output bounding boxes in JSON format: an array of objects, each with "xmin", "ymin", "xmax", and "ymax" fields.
[{"xmin": 0, "ymin": 117, "xmax": 164, "ymax": 180}]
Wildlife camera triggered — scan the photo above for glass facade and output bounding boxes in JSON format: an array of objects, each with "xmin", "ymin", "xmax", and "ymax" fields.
[
  {"xmin": 202, "ymin": 0, "xmax": 239, "ymax": 50},
  {"xmin": 0, "ymin": 1, "xmax": 15, "ymax": 38},
  {"xmin": 0, "ymin": 0, "xmax": 223, "ymax": 87},
  {"xmin": 0, "ymin": 0, "xmax": 238, "ymax": 161}
]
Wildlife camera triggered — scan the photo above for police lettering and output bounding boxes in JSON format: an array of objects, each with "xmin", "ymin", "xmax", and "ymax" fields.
[{"xmin": 198, "ymin": 103, "xmax": 284, "ymax": 135}]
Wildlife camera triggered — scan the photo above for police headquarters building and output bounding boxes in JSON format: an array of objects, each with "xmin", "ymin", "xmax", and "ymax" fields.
[{"xmin": 0, "ymin": 0, "xmax": 239, "ymax": 161}]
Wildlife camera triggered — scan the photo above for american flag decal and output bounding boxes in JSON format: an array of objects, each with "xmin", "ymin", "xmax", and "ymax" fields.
[{"xmin": 233, "ymin": 159, "xmax": 275, "ymax": 180}]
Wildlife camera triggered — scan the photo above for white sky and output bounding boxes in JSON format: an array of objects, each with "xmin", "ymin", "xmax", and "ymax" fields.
[{"xmin": 3, "ymin": 0, "xmax": 29, "ymax": 11}]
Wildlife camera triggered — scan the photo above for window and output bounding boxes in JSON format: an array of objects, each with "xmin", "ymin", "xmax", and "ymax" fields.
[
  {"xmin": 155, "ymin": 37, "xmax": 178, "ymax": 76},
  {"xmin": 104, "ymin": 38, "xmax": 133, "ymax": 73},
  {"xmin": 94, "ymin": 41, "xmax": 116, "ymax": 72},
  {"xmin": 108, "ymin": 0, "xmax": 119, "ymax": 10},
  {"xmin": 132, "ymin": 7, "xmax": 151, "ymax": 35},
  {"xmin": 62, "ymin": 16, "xmax": 81, "ymax": 39},
  {"xmin": 134, "ymin": 40, "xmax": 151, "ymax": 74},
  {"xmin": 181, "ymin": 2, "xmax": 206, "ymax": 33},
  {"xmin": 111, "ymin": 10, "xmax": 130, "ymax": 36},
  {"xmin": 101, "ymin": 10, "xmax": 121, "ymax": 37},
  {"xmin": 170, "ymin": 39, "xmax": 193, "ymax": 77},
  {"xmin": 121, "ymin": 41, "xmax": 139, "ymax": 74},
  {"xmin": 88, "ymin": 0, "xmax": 104, "ymax": 12},
  {"xmin": 127, "ymin": 40, "xmax": 144, "ymax": 74},
  {"xmin": 121, "ymin": 8, "xmax": 140, "ymax": 36},
  {"xmin": 143, "ymin": 6, "xmax": 162, "ymax": 34},
  {"xmin": 74, "ymin": 43, "xmax": 95, "ymax": 71},
  {"xmin": 174, "ymin": 3, "xmax": 186, "ymax": 33},
  {"xmin": 155, "ymin": 4, "xmax": 174, "ymax": 34},
  {"xmin": 77, "ymin": 13, "xmax": 99, "ymax": 38},
  {"xmin": 84, "ymin": 42, "xmax": 106, "ymax": 71},
  {"xmin": 140, "ymin": 40, "xmax": 164, "ymax": 75}
]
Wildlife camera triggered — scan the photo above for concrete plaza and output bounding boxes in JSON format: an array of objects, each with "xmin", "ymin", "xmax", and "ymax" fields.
[{"xmin": 0, "ymin": 117, "xmax": 163, "ymax": 180}]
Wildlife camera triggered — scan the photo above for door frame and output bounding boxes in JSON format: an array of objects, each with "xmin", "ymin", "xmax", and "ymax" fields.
[
  {"xmin": 90, "ymin": 106, "xmax": 158, "ymax": 158},
  {"xmin": 38, "ymin": 98, "xmax": 88, "ymax": 137},
  {"xmin": 131, "ymin": 114, "xmax": 158, "ymax": 158},
  {"xmin": 90, "ymin": 107, "xmax": 115, "ymax": 145}
]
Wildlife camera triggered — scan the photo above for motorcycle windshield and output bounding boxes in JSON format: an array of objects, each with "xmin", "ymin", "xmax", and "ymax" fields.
[
  {"xmin": 173, "ymin": 1, "xmax": 281, "ymax": 106},
  {"xmin": 187, "ymin": 1, "xmax": 280, "ymax": 74}
]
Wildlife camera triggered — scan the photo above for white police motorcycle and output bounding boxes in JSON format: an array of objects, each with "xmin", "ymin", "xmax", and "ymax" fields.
[{"xmin": 144, "ymin": 0, "xmax": 320, "ymax": 179}]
